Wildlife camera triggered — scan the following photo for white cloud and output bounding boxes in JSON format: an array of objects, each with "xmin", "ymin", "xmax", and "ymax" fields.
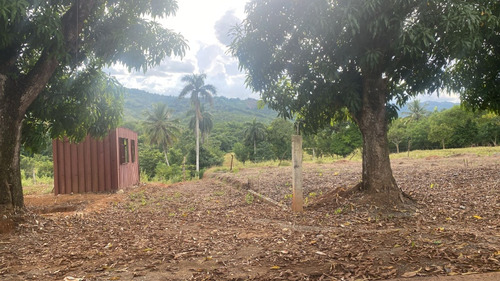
[
  {"xmin": 107, "ymin": 0, "xmax": 462, "ymax": 105},
  {"xmin": 416, "ymin": 90, "xmax": 460, "ymax": 103},
  {"xmin": 107, "ymin": 0, "xmax": 255, "ymax": 99},
  {"xmin": 214, "ymin": 10, "xmax": 241, "ymax": 46}
]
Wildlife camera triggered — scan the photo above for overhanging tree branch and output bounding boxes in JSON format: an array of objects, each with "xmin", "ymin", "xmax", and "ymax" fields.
[{"xmin": 19, "ymin": 0, "xmax": 97, "ymax": 116}]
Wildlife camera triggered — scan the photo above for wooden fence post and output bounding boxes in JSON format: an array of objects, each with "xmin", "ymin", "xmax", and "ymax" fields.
[
  {"xmin": 292, "ymin": 135, "xmax": 303, "ymax": 212},
  {"xmin": 230, "ymin": 154, "xmax": 234, "ymax": 171}
]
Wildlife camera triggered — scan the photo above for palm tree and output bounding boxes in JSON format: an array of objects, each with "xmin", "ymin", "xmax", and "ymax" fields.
[
  {"xmin": 179, "ymin": 73, "xmax": 217, "ymax": 175},
  {"xmin": 404, "ymin": 100, "xmax": 429, "ymax": 122},
  {"xmin": 189, "ymin": 105, "xmax": 213, "ymax": 144},
  {"xmin": 403, "ymin": 100, "xmax": 429, "ymax": 156},
  {"xmin": 244, "ymin": 119, "xmax": 267, "ymax": 156},
  {"xmin": 143, "ymin": 103, "xmax": 180, "ymax": 166}
]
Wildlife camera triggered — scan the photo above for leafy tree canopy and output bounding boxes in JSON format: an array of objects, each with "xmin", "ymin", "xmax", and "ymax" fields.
[
  {"xmin": 0, "ymin": 0, "xmax": 187, "ymax": 209},
  {"xmin": 231, "ymin": 0, "xmax": 496, "ymax": 130},
  {"xmin": 231, "ymin": 0, "xmax": 497, "ymax": 200},
  {"xmin": 2, "ymin": 0, "xmax": 187, "ymax": 147},
  {"xmin": 449, "ymin": 2, "xmax": 500, "ymax": 114}
]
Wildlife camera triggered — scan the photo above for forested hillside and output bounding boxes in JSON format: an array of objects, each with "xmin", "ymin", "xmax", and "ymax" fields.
[
  {"xmin": 124, "ymin": 88, "xmax": 278, "ymax": 123},
  {"xmin": 398, "ymin": 100, "xmax": 458, "ymax": 115},
  {"xmin": 124, "ymin": 88, "xmax": 458, "ymax": 123}
]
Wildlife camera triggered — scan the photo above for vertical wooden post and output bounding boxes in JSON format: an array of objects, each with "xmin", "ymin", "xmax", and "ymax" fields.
[
  {"xmin": 292, "ymin": 135, "xmax": 303, "ymax": 212},
  {"xmin": 182, "ymin": 156, "xmax": 186, "ymax": 181},
  {"xmin": 230, "ymin": 154, "xmax": 234, "ymax": 171}
]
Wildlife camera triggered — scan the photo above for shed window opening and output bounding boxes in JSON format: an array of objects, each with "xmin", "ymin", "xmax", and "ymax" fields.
[
  {"xmin": 119, "ymin": 138, "xmax": 129, "ymax": 164},
  {"xmin": 131, "ymin": 140, "xmax": 136, "ymax": 163}
]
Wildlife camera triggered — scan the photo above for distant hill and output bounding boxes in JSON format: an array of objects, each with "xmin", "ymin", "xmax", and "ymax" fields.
[
  {"xmin": 397, "ymin": 100, "xmax": 458, "ymax": 116},
  {"xmin": 123, "ymin": 88, "xmax": 279, "ymax": 124},
  {"xmin": 124, "ymin": 89, "xmax": 459, "ymax": 125}
]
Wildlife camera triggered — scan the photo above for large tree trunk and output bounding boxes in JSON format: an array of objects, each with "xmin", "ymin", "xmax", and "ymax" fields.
[
  {"xmin": 163, "ymin": 146, "xmax": 170, "ymax": 167},
  {"xmin": 0, "ymin": 1, "xmax": 95, "ymax": 213},
  {"xmin": 0, "ymin": 79, "xmax": 24, "ymax": 211},
  {"xmin": 354, "ymin": 76, "xmax": 404, "ymax": 205},
  {"xmin": 195, "ymin": 115, "xmax": 200, "ymax": 175}
]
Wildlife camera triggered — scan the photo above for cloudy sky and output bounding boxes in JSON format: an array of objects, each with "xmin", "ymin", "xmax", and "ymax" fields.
[
  {"xmin": 108, "ymin": 0, "xmax": 256, "ymax": 99},
  {"xmin": 108, "ymin": 0, "xmax": 459, "ymax": 103}
]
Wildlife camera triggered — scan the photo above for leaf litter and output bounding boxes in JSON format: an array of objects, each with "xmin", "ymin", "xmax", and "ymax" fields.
[{"xmin": 0, "ymin": 155, "xmax": 499, "ymax": 280}]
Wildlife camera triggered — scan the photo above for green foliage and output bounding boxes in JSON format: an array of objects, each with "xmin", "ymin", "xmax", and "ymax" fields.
[
  {"xmin": 267, "ymin": 118, "xmax": 294, "ymax": 162},
  {"xmin": 477, "ymin": 113, "xmax": 500, "ymax": 146},
  {"xmin": 244, "ymin": 119, "xmax": 267, "ymax": 155},
  {"xmin": 406, "ymin": 118, "xmax": 432, "ymax": 150},
  {"xmin": 138, "ymin": 143, "xmax": 164, "ymax": 178},
  {"xmin": 1, "ymin": 0, "xmax": 187, "ymax": 148},
  {"xmin": 24, "ymin": 67, "xmax": 125, "ymax": 149},
  {"xmin": 449, "ymin": 2, "xmax": 500, "ymax": 114},
  {"xmin": 167, "ymin": 147, "xmax": 185, "ymax": 166},
  {"xmin": 245, "ymin": 192, "xmax": 254, "ymax": 204},
  {"xmin": 387, "ymin": 118, "xmax": 408, "ymax": 153},
  {"xmin": 403, "ymin": 100, "xmax": 430, "ymax": 122},
  {"xmin": 155, "ymin": 163, "xmax": 182, "ymax": 183},
  {"xmin": 188, "ymin": 106, "xmax": 213, "ymax": 144},
  {"xmin": 187, "ymin": 145, "xmax": 223, "ymax": 170},
  {"xmin": 251, "ymin": 141, "xmax": 275, "ymax": 163},
  {"xmin": 142, "ymin": 103, "xmax": 180, "ymax": 166},
  {"xmin": 179, "ymin": 73, "xmax": 217, "ymax": 174},
  {"xmin": 389, "ymin": 105, "xmax": 498, "ymax": 152},
  {"xmin": 428, "ymin": 123, "xmax": 454, "ymax": 149},
  {"xmin": 231, "ymin": 0, "xmax": 491, "ymax": 131},
  {"xmin": 123, "ymin": 89, "xmax": 278, "ymax": 125},
  {"xmin": 303, "ymin": 122, "xmax": 362, "ymax": 158},
  {"xmin": 452, "ymin": 119, "xmax": 478, "ymax": 148},
  {"xmin": 20, "ymin": 154, "xmax": 53, "ymax": 180},
  {"xmin": 330, "ymin": 123, "xmax": 362, "ymax": 158},
  {"xmin": 233, "ymin": 142, "xmax": 250, "ymax": 164}
]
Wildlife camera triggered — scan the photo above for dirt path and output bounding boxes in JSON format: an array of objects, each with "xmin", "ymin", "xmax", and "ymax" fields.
[{"xmin": 0, "ymin": 154, "xmax": 499, "ymax": 280}]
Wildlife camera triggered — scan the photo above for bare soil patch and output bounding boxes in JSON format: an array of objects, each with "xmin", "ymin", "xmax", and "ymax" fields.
[{"xmin": 1, "ymin": 155, "xmax": 499, "ymax": 280}]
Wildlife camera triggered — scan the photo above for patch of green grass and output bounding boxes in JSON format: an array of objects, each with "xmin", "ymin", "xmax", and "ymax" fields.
[
  {"xmin": 22, "ymin": 175, "xmax": 54, "ymax": 195},
  {"xmin": 245, "ymin": 192, "xmax": 254, "ymax": 204},
  {"xmin": 213, "ymin": 190, "xmax": 225, "ymax": 197},
  {"xmin": 390, "ymin": 146, "xmax": 500, "ymax": 159},
  {"xmin": 209, "ymin": 147, "xmax": 499, "ymax": 173},
  {"xmin": 308, "ymin": 192, "xmax": 318, "ymax": 198},
  {"xmin": 23, "ymin": 184, "xmax": 53, "ymax": 195}
]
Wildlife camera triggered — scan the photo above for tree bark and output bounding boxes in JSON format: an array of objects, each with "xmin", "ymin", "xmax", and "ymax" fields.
[
  {"xmin": 163, "ymin": 146, "xmax": 170, "ymax": 167},
  {"xmin": 195, "ymin": 115, "xmax": 200, "ymax": 176},
  {"xmin": 407, "ymin": 139, "xmax": 411, "ymax": 157},
  {"xmin": 0, "ymin": 1, "xmax": 96, "ymax": 212},
  {"xmin": 354, "ymin": 75, "xmax": 402, "ymax": 204},
  {"xmin": 0, "ymin": 77, "xmax": 24, "ymax": 211}
]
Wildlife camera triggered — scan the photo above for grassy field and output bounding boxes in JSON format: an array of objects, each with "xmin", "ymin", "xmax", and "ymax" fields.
[
  {"xmin": 389, "ymin": 146, "xmax": 500, "ymax": 159},
  {"xmin": 23, "ymin": 146, "xmax": 500, "ymax": 193},
  {"xmin": 215, "ymin": 146, "xmax": 500, "ymax": 172}
]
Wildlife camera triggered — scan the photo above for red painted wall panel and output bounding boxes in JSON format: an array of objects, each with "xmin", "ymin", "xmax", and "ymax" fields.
[
  {"xmin": 84, "ymin": 137, "xmax": 92, "ymax": 193},
  {"xmin": 63, "ymin": 141, "xmax": 72, "ymax": 194},
  {"xmin": 52, "ymin": 128, "xmax": 139, "ymax": 194},
  {"xmin": 77, "ymin": 143, "xmax": 85, "ymax": 193},
  {"xmin": 70, "ymin": 144, "xmax": 78, "ymax": 193}
]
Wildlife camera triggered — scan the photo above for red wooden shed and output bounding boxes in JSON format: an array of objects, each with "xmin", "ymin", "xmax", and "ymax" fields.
[{"xmin": 52, "ymin": 127, "xmax": 139, "ymax": 195}]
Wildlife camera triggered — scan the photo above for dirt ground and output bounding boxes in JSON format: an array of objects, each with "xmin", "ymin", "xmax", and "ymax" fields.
[{"xmin": 1, "ymin": 154, "xmax": 499, "ymax": 280}]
